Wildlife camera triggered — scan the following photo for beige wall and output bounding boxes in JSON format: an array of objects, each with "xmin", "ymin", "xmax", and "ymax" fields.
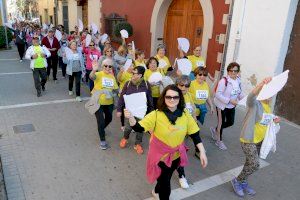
[
  {"xmin": 57, "ymin": 1, "xmax": 63, "ymax": 25},
  {"xmin": 88, "ymin": 0, "xmax": 101, "ymax": 30},
  {"xmin": 68, "ymin": 0, "xmax": 82, "ymax": 32},
  {"xmin": 38, "ymin": 0, "xmax": 55, "ymax": 24}
]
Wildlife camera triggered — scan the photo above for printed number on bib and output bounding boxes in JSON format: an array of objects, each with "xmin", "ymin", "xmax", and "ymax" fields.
[
  {"xmin": 186, "ymin": 103, "xmax": 194, "ymax": 114},
  {"xmin": 260, "ymin": 113, "xmax": 274, "ymax": 126},
  {"xmin": 231, "ymin": 88, "xmax": 240, "ymax": 96},
  {"xmin": 196, "ymin": 60, "xmax": 205, "ymax": 67},
  {"xmin": 196, "ymin": 90, "xmax": 208, "ymax": 100},
  {"xmin": 102, "ymin": 77, "xmax": 114, "ymax": 88}
]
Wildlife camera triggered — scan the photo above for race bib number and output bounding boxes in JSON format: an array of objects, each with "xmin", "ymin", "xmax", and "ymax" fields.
[
  {"xmin": 231, "ymin": 88, "xmax": 240, "ymax": 97},
  {"xmin": 186, "ymin": 103, "xmax": 194, "ymax": 114},
  {"xmin": 102, "ymin": 77, "xmax": 114, "ymax": 88},
  {"xmin": 196, "ymin": 60, "xmax": 205, "ymax": 67},
  {"xmin": 196, "ymin": 90, "xmax": 208, "ymax": 100},
  {"xmin": 260, "ymin": 113, "xmax": 274, "ymax": 126},
  {"xmin": 90, "ymin": 54, "xmax": 99, "ymax": 61}
]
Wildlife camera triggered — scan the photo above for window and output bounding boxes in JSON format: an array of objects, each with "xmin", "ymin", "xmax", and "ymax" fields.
[{"xmin": 104, "ymin": 13, "xmax": 127, "ymax": 43}]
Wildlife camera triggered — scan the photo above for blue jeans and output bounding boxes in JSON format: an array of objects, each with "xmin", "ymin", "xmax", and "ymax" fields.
[{"xmin": 195, "ymin": 103, "xmax": 207, "ymax": 125}]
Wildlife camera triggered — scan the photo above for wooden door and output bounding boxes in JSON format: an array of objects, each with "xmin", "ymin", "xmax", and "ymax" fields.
[
  {"xmin": 82, "ymin": 0, "xmax": 88, "ymax": 28},
  {"xmin": 164, "ymin": 0, "xmax": 204, "ymax": 62}
]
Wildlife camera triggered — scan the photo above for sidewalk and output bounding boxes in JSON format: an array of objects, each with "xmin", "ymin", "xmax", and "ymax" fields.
[{"xmin": 0, "ymin": 47, "xmax": 299, "ymax": 200}]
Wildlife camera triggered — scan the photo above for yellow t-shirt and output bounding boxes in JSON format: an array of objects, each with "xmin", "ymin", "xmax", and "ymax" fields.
[
  {"xmin": 34, "ymin": 46, "xmax": 45, "ymax": 68},
  {"xmin": 144, "ymin": 69, "xmax": 164, "ymax": 98},
  {"xmin": 118, "ymin": 71, "xmax": 132, "ymax": 91},
  {"xmin": 240, "ymin": 102, "xmax": 272, "ymax": 144},
  {"xmin": 93, "ymin": 71, "xmax": 118, "ymax": 105},
  {"xmin": 189, "ymin": 80, "xmax": 210, "ymax": 105},
  {"xmin": 184, "ymin": 92, "xmax": 195, "ymax": 115},
  {"xmin": 139, "ymin": 109, "xmax": 200, "ymax": 160},
  {"xmin": 187, "ymin": 55, "xmax": 205, "ymax": 71},
  {"xmin": 155, "ymin": 55, "xmax": 171, "ymax": 74},
  {"xmin": 134, "ymin": 60, "xmax": 146, "ymax": 69}
]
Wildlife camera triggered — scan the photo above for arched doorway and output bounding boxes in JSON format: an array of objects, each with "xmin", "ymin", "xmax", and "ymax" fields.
[{"xmin": 163, "ymin": 0, "xmax": 204, "ymax": 62}]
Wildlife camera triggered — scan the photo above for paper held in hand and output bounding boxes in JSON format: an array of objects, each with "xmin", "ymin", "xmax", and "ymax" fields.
[
  {"xmin": 124, "ymin": 92, "xmax": 147, "ymax": 119},
  {"xmin": 123, "ymin": 59, "xmax": 133, "ymax": 71},
  {"xmin": 78, "ymin": 19, "xmax": 84, "ymax": 32},
  {"xmin": 100, "ymin": 33, "xmax": 108, "ymax": 44},
  {"xmin": 55, "ymin": 30, "xmax": 62, "ymax": 41},
  {"xmin": 177, "ymin": 38, "xmax": 190, "ymax": 53},
  {"xmin": 237, "ymin": 95, "xmax": 248, "ymax": 107},
  {"xmin": 85, "ymin": 34, "xmax": 92, "ymax": 47},
  {"xmin": 148, "ymin": 72, "xmax": 163, "ymax": 84},
  {"xmin": 158, "ymin": 59, "xmax": 167, "ymax": 68},
  {"xmin": 91, "ymin": 23, "xmax": 99, "ymax": 35},
  {"xmin": 177, "ymin": 58, "xmax": 192, "ymax": 75},
  {"xmin": 120, "ymin": 29, "xmax": 129, "ymax": 38},
  {"xmin": 257, "ymin": 70, "xmax": 289, "ymax": 101}
]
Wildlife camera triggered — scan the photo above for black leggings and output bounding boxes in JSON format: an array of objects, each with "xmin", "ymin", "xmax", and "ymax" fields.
[
  {"xmin": 155, "ymin": 158, "xmax": 180, "ymax": 200},
  {"xmin": 217, "ymin": 107, "xmax": 235, "ymax": 141},
  {"xmin": 69, "ymin": 71, "xmax": 82, "ymax": 96},
  {"xmin": 95, "ymin": 105, "xmax": 114, "ymax": 141},
  {"xmin": 16, "ymin": 43, "xmax": 25, "ymax": 60}
]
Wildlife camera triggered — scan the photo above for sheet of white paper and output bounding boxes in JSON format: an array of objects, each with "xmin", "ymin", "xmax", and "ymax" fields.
[
  {"xmin": 78, "ymin": 19, "xmax": 83, "ymax": 32},
  {"xmin": 55, "ymin": 30, "xmax": 62, "ymax": 41},
  {"xmin": 123, "ymin": 59, "xmax": 133, "ymax": 71},
  {"xmin": 158, "ymin": 59, "xmax": 167, "ymax": 68},
  {"xmin": 177, "ymin": 58, "xmax": 192, "ymax": 75},
  {"xmin": 238, "ymin": 95, "xmax": 248, "ymax": 107},
  {"xmin": 42, "ymin": 23, "xmax": 48, "ymax": 30},
  {"xmin": 120, "ymin": 29, "xmax": 129, "ymax": 38},
  {"xmin": 148, "ymin": 72, "xmax": 163, "ymax": 83},
  {"xmin": 100, "ymin": 33, "xmax": 108, "ymax": 44},
  {"xmin": 91, "ymin": 23, "xmax": 98, "ymax": 35},
  {"xmin": 65, "ymin": 47, "xmax": 73, "ymax": 60},
  {"xmin": 4, "ymin": 22, "xmax": 13, "ymax": 29},
  {"xmin": 257, "ymin": 70, "xmax": 289, "ymax": 100},
  {"xmin": 49, "ymin": 24, "xmax": 54, "ymax": 29},
  {"xmin": 124, "ymin": 92, "xmax": 147, "ymax": 119},
  {"xmin": 132, "ymin": 41, "xmax": 135, "ymax": 52},
  {"xmin": 177, "ymin": 38, "xmax": 190, "ymax": 53},
  {"xmin": 85, "ymin": 34, "xmax": 92, "ymax": 47}
]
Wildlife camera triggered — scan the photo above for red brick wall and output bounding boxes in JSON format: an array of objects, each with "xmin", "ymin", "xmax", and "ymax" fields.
[{"xmin": 101, "ymin": 0, "xmax": 229, "ymax": 74}]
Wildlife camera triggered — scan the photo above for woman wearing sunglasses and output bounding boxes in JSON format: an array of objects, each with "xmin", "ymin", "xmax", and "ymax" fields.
[
  {"xmin": 124, "ymin": 84, "xmax": 207, "ymax": 200},
  {"xmin": 82, "ymin": 40, "xmax": 101, "ymax": 91},
  {"xmin": 212, "ymin": 62, "xmax": 244, "ymax": 150},
  {"xmin": 90, "ymin": 58, "xmax": 119, "ymax": 150},
  {"xmin": 98, "ymin": 46, "xmax": 118, "ymax": 76}
]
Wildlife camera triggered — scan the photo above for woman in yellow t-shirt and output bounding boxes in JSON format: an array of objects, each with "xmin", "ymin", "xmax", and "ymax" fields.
[
  {"xmin": 189, "ymin": 67, "xmax": 214, "ymax": 125},
  {"xmin": 90, "ymin": 58, "xmax": 119, "ymax": 150},
  {"xmin": 134, "ymin": 49, "xmax": 147, "ymax": 69},
  {"xmin": 144, "ymin": 57, "xmax": 164, "ymax": 108},
  {"xmin": 124, "ymin": 84, "xmax": 207, "ymax": 200},
  {"xmin": 155, "ymin": 44, "xmax": 172, "ymax": 74},
  {"xmin": 231, "ymin": 77, "xmax": 280, "ymax": 197}
]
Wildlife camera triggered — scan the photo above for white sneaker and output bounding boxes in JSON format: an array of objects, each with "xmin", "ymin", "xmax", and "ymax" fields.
[
  {"xmin": 179, "ymin": 176, "xmax": 189, "ymax": 189},
  {"xmin": 19, "ymin": 59, "xmax": 23, "ymax": 62},
  {"xmin": 75, "ymin": 96, "xmax": 82, "ymax": 102},
  {"xmin": 210, "ymin": 127, "xmax": 217, "ymax": 141},
  {"xmin": 151, "ymin": 189, "xmax": 160, "ymax": 200},
  {"xmin": 215, "ymin": 141, "xmax": 227, "ymax": 150},
  {"xmin": 68, "ymin": 91, "xmax": 73, "ymax": 96}
]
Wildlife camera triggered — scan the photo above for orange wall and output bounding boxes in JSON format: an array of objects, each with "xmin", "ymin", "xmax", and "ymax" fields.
[{"xmin": 101, "ymin": 0, "xmax": 229, "ymax": 74}]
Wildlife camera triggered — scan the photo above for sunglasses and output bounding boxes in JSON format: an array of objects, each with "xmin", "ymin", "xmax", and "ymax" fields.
[
  {"xmin": 228, "ymin": 69, "xmax": 239, "ymax": 73},
  {"xmin": 197, "ymin": 73, "xmax": 208, "ymax": 77},
  {"xmin": 33, "ymin": 37, "xmax": 39, "ymax": 40},
  {"xmin": 104, "ymin": 65, "xmax": 113, "ymax": 69},
  {"xmin": 165, "ymin": 95, "xmax": 180, "ymax": 100},
  {"xmin": 89, "ymin": 44, "xmax": 95, "ymax": 47},
  {"xmin": 178, "ymin": 83, "xmax": 190, "ymax": 88}
]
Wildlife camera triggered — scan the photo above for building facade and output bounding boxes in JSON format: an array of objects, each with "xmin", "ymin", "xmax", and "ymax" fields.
[{"xmin": 101, "ymin": 0, "xmax": 232, "ymax": 76}]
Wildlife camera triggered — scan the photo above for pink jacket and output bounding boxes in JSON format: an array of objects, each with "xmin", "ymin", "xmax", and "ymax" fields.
[
  {"xmin": 83, "ymin": 47, "xmax": 101, "ymax": 70},
  {"xmin": 146, "ymin": 135, "xmax": 189, "ymax": 183}
]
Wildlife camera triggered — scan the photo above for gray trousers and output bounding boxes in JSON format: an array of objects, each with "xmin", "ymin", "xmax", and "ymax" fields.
[
  {"xmin": 123, "ymin": 117, "xmax": 143, "ymax": 145},
  {"xmin": 32, "ymin": 68, "xmax": 47, "ymax": 93},
  {"xmin": 237, "ymin": 142, "xmax": 262, "ymax": 182}
]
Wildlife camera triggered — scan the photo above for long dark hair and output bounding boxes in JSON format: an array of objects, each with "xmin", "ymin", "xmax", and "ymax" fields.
[{"xmin": 157, "ymin": 84, "xmax": 185, "ymax": 112}]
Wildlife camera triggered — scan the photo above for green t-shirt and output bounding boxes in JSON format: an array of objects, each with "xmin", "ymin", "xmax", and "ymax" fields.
[{"xmin": 34, "ymin": 46, "xmax": 45, "ymax": 68}]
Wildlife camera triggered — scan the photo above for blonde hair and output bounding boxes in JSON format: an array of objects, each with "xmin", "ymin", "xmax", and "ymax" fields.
[{"xmin": 117, "ymin": 45, "xmax": 127, "ymax": 55}]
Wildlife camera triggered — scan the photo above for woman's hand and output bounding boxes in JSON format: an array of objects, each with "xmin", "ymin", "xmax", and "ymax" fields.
[
  {"xmin": 92, "ymin": 60, "xmax": 99, "ymax": 71},
  {"xmin": 210, "ymin": 106, "xmax": 214, "ymax": 115},
  {"xmin": 124, "ymin": 109, "xmax": 133, "ymax": 119},
  {"xmin": 200, "ymin": 152, "xmax": 208, "ymax": 168},
  {"xmin": 273, "ymin": 116, "xmax": 280, "ymax": 123}
]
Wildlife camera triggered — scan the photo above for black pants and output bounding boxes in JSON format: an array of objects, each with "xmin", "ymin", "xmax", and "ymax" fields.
[
  {"xmin": 32, "ymin": 68, "xmax": 47, "ymax": 93},
  {"xmin": 47, "ymin": 55, "xmax": 58, "ymax": 80},
  {"xmin": 217, "ymin": 107, "xmax": 236, "ymax": 141},
  {"xmin": 16, "ymin": 43, "xmax": 25, "ymax": 60},
  {"xmin": 95, "ymin": 105, "xmax": 114, "ymax": 141},
  {"xmin": 85, "ymin": 69, "xmax": 94, "ymax": 91},
  {"xmin": 123, "ymin": 117, "xmax": 143, "ymax": 145},
  {"xmin": 69, "ymin": 71, "xmax": 82, "ymax": 96},
  {"xmin": 155, "ymin": 158, "xmax": 180, "ymax": 200},
  {"xmin": 58, "ymin": 56, "xmax": 67, "ymax": 77},
  {"xmin": 153, "ymin": 97, "xmax": 159, "ymax": 109}
]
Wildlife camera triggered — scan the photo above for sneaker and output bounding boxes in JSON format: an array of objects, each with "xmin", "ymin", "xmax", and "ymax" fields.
[
  {"xmin": 179, "ymin": 176, "xmax": 189, "ymax": 189},
  {"xmin": 100, "ymin": 141, "xmax": 108, "ymax": 150},
  {"xmin": 54, "ymin": 80, "xmax": 58, "ymax": 84},
  {"xmin": 241, "ymin": 181, "xmax": 256, "ymax": 195},
  {"xmin": 231, "ymin": 178, "xmax": 245, "ymax": 197},
  {"xmin": 69, "ymin": 91, "xmax": 73, "ymax": 96},
  {"xmin": 215, "ymin": 141, "xmax": 227, "ymax": 150},
  {"xmin": 19, "ymin": 59, "xmax": 23, "ymax": 62},
  {"xmin": 151, "ymin": 189, "xmax": 160, "ymax": 200},
  {"xmin": 75, "ymin": 96, "xmax": 82, "ymax": 102},
  {"xmin": 119, "ymin": 138, "xmax": 128, "ymax": 148},
  {"xmin": 134, "ymin": 144, "xmax": 144, "ymax": 154},
  {"xmin": 120, "ymin": 126, "xmax": 125, "ymax": 132},
  {"xmin": 210, "ymin": 127, "xmax": 217, "ymax": 140}
]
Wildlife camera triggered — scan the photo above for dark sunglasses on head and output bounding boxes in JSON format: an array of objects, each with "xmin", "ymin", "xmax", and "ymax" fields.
[
  {"xmin": 104, "ymin": 65, "xmax": 113, "ymax": 68},
  {"xmin": 178, "ymin": 83, "xmax": 190, "ymax": 88},
  {"xmin": 228, "ymin": 69, "xmax": 239, "ymax": 73},
  {"xmin": 165, "ymin": 95, "xmax": 180, "ymax": 100},
  {"xmin": 197, "ymin": 73, "xmax": 208, "ymax": 77}
]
